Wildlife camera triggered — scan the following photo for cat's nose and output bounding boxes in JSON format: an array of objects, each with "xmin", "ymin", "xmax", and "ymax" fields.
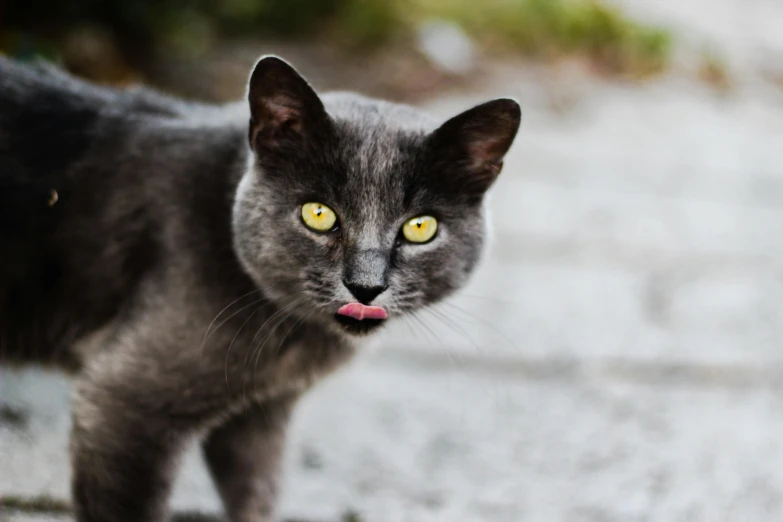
[
  {"xmin": 343, "ymin": 281, "xmax": 388, "ymax": 305},
  {"xmin": 343, "ymin": 248, "xmax": 389, "ymax": 304}
]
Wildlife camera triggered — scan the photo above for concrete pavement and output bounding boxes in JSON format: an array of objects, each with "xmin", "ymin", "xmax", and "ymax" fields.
[{"xmin": 4, "ymin": 10, "xmax": 783, "ymax": 518}]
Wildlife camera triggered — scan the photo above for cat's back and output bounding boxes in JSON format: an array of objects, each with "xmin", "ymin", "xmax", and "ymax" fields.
[{"xmin": 0, "ymin": 58, "xmax": 232, "ymax": 366}]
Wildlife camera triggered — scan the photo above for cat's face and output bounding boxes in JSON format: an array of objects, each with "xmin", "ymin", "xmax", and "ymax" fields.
[{"xmin": 233, "ymin": 57, "xmax": 520, "ymax": 336}]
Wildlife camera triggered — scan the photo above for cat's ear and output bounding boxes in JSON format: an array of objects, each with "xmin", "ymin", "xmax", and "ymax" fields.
[
  {"xmin": 428, "ymin": 98, "xmax": 521, "ymax": 196},
  {"xmin": 247, "ymin": 56, "xmax": 329, "ymax": 153}
]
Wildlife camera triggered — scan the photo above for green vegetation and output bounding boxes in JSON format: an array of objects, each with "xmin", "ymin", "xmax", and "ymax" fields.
[
  {"xmin": 417, "ymin": 0, "xmax": 672, "ymax": 76},
  {"xmin": 1, "ymin": 0, "xmax": 671, "ymax": 80}
]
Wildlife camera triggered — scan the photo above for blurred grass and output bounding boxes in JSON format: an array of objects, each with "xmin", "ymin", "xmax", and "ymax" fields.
[
  {"xmin": 1, "ymin": 0, "xmax": 671, "ymax": 81},
  {"xmin": 416, "ymin": 0, "xmax": 671, "ymax": 76}
]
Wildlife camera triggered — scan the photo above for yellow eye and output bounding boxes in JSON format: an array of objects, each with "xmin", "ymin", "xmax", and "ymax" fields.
[
  {"xmin": 402, "ymin": 215, "xmax": 438, "ymax": 243},
  {"xmin": 301, "ymin": 202, "xmax": 337, "ymax": 232}
]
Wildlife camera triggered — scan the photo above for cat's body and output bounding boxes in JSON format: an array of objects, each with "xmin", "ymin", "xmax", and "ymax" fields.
[{"xmin": 0, "ymin": 56, "xmax": 520, "ymax": 522}]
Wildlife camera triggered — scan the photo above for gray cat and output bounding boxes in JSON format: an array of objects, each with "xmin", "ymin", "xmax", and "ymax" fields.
[{"xmin": 0, "ymin": 55, "xmax": 520, "ymax": 522}]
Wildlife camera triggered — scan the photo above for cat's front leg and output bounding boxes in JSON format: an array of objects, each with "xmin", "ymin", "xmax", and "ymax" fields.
[
  {"xmin": 69, "ymin": 375, "xmax": 191, "ymax": 522},
  {"xmin": 202, "ymin": 395, "xmax": 295, "ymax": 522}
]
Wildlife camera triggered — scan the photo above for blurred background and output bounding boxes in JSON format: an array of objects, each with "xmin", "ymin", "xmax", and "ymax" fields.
[{"xmin": 2, "ymin": 0, "xmax": 783, "ymax": 521}]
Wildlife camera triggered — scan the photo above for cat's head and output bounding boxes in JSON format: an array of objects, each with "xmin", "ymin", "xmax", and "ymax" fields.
[{"xmin": 233, "ymin": 56, "xmax": 520, "ymax": 336}]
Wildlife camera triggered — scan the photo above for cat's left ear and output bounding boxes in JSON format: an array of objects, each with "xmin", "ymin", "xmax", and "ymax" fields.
[
  {"xmin": 247, "ymin": 56, "xmax": 329, "ymax": 153},
  {"xmin": 428, "ymin": 98, "xmax": 521, "ymax": 196}
]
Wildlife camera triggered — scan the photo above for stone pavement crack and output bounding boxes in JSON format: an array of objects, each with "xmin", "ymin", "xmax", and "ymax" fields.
[
  {"xmin": 0, "ymin": 495, "xmax": 222, "ymax": 521},
  {"xmin": 0, "ymin": 495, "xmax": 357, "ymax": 522},
  {"xmin": 1, "ymin": 495, "xmax": 71, "ymax": 515},
  {"xmin": 379, "ymin": 348, "xmax": 783, "ymax": 390}
]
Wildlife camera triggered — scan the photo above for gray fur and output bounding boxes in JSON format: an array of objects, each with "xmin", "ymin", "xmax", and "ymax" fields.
[{"xmin": 0, "ymin": 55, "xmax": 520, "ymax": 521}]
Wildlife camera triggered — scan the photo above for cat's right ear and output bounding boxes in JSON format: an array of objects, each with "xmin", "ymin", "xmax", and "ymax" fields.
[
  {"xmin": 428, "ymin": 98, "xmax": 521, "ymax": 198},
  {"xmin": 247, "ymin": 56, "xmax": 329, "ymax": 153}
]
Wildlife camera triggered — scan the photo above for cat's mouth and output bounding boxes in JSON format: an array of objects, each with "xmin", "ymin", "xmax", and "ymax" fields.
[{"xmin": 334, "ymin": 303, "xmax": 388, "ymax": 335}]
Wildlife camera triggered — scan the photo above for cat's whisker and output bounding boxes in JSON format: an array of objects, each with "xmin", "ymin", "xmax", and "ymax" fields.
[
  {"xmin": 223, "ymin": 302, "xmax": 267, "ymax": 394},
  {"xmin": 424, "ymin": 307, "xmax": 487, "ymax": 359},
  {"xmin": 202, "ymin": 283, "xmax": 296, "ymax": 360},
  {"xmin": 401, "ymin": 315, "xmax": 418, "ymax": 337},
  {"xmin": 200, "ymin": 280, "xmax": 289, "ymax": 353},
  {"xmin": 240, "ymin": 293, "xmax": 306, "ymax": 371},
  {"xmin": 441, "ymin": 301, "xmax": 520, "ymax": 354},
  {"xmin": 453, "ymin": 292, "xmax": 524, "ymax": 307},
  {"xmin": 203, "ymin": 295, "xmax": 267, "ymax": 348},
  {"xmin": 401, "ymin": 316, "xmax": 422, "ymax": 344},
  {"xmin": 418, "ymin": 308, "xmax": 503, "ymax": 398},
  {"xmin": 270, "ymin": 307, "xmax": 316, "ymax": 363},
  {"xmin": 388, "ymin": 290, "xmax": 423, "ymax": 314},
  {"xmin": 246, "ymin": 299, "xmax": 308, "ymax": 408},
  {"xmin": 241, "ymin": 295, "xmax": 307, "ymax": 405},
  {"xmin": 200, "ymin": 288, "xmax": 264, "ymax": 348},
  {"xmin": 214, "ymin": 288, "xmax": 303, "ymax": 366},
  {"xmin": 409, "ymin": 312, "xmax": 445, "ymax": 348},
  {"xmin": 406, "ymin": 313, "xmax": 463, "ymax": 375},
  {"xmin": 206, "ymin": 280, "xmax": 292, "ymax": 335},
  {"xmin": 251, "ymin": 298, "xmax": 306, "ymax": 363},
  {"xmin": 402, "ymin": 315, "xmax": 433, "ymax": 348}
]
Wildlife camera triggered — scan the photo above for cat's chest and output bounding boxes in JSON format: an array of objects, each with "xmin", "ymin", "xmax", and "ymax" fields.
[
  {"xmin": 259, "ymin": 336, "xmax": 355, "ymax": 395},
  {"xmin": 216, "ymin": 322, "xmax": 357, "ymax": 406}
]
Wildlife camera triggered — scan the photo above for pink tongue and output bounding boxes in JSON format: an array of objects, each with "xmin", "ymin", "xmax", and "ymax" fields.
[{"xmin": 337, "ymin": 303, "xmax": 388, "ymax": 321}]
